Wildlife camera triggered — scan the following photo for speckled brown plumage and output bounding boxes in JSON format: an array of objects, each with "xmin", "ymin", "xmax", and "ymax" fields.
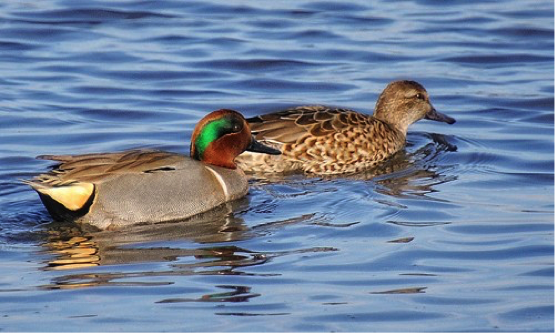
[{"xmin": 236, "ymin": 80, "xmax": 455, "ymax": 175}]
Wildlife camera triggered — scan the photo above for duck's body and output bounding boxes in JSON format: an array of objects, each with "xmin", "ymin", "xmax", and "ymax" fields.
[
  {"xmin": 26, "ymin": 110, "xmax": 280, "ymax": 230},
  {"xmin": 236, "ymin": 105, "xmax": 407, "ymax": 174},
  {"xmin": 29, "ymin": 150, "xmax": 249, "ymax": 230},
  {"xmin": 236, "ymin": 81, "xmax": 455, "ymax": 175}
]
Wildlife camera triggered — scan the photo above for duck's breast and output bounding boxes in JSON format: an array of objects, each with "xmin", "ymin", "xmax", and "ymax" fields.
[{"xmin": 80, "ymin": 158, "xmax": 248, "ymax": 229}]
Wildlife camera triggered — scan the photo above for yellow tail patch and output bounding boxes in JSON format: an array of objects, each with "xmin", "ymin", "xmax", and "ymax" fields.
[{"xmin": 36, "ymin": 183, "xmax": 94, "ymax": 211}]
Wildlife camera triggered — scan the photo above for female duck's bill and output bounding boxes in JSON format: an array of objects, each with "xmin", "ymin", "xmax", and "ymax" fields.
[
  {"xmin": 24, "ymin": 109, "xmax": 281, "ymax": 230},
  {"xmin": 425, "ymin": 107, "xmax": 456, "ymax": 124}
]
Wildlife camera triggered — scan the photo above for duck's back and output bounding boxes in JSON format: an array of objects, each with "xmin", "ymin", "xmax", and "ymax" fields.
[{"xmin": 27, "ymin": 150, "xmax": 248, "ymax": 229}]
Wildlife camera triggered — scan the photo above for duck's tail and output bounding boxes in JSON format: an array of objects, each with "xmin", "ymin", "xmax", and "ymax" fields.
[{"xmin": 23, "ymin": 178, "xmax": 95, "ymax": 221}]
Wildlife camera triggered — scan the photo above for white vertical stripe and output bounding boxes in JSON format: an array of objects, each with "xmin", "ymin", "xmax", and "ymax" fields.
[{"xmin": 204, "ymin": 165, "xmax": 230, "ymax": 200}]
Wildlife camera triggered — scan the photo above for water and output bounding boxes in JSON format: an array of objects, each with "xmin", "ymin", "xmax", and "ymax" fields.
[{"xmin": 0, "ymin": 0, "xmax": 553, "ymax": 331}]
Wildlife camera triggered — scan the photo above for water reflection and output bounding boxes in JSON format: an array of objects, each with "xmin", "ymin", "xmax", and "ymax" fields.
[
  {"xmin": 157, "ymin": 285, "xmax": 261, "ymax": 304},
  {"xmin": 42, "ymin": 243, "xmax": 271, "ymax": 290},
  {"xmin": 46, "ymin": 234, "xmax": 100, "ymax": 270},
  {"xmin": 39, "ymin": 204, "xmax": 334, "ymax": 292},
  {"xmin": 42, "ymin": 199, "xmax": 251, "ymax": 270}
]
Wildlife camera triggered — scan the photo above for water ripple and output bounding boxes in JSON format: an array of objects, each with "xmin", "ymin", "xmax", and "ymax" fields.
[{"xmin": 11, "ymin": 8, "xmax": 175, "ymax": 25}]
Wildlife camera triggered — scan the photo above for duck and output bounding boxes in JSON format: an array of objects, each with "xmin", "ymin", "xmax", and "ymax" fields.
[
  {"xmin": 25, "ymin": 109, "xmax": 281, "ymax": 230},
  {"xmin": 235, "ymin": 80, "xmax": 455, "ymax": 175}
]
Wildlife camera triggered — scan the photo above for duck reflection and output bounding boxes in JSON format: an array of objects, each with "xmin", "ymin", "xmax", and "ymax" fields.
[
  {"xmin": 39, "ymin": 200, "xmax": 258, "ymax": 292},
  {"xmin": 156, "ymin": 285, "xmax": 261, "ymax": 304},
  {"xmin": 40, "ymin": 199, "xmax": 332, "ymax": 293},
  {"xmin": 42, "ymin": 199, "xmax": 251, "ymax": 270}
]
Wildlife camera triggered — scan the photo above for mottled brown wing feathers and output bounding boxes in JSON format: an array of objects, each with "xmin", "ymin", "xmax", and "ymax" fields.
[{"xmin": 248, "ymin": 106, "xmax": 369, "ymax": 144}]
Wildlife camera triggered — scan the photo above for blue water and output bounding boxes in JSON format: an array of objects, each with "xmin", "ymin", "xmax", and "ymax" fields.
[{"xmin": 0, "ymin": 0, "xmax": 553, "ymax": 331}]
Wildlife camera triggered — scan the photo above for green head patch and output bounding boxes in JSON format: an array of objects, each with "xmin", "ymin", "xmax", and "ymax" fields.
[{"xmin": 192, "ymin": 116, "xmax": 243, "ymax": 161}]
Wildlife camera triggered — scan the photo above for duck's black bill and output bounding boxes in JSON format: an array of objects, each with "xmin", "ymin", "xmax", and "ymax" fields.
[
  {"xmin": 247, "ymin": 137, "xmax": 282, "ymax": 155},
  {"xmin": 425, "ymin": 108, "xmax": 456, "ymax": 124}
]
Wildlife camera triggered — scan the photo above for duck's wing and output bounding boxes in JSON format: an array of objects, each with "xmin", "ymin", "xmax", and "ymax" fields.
[
  {"xmin": 25, "ymin": 150, "xmax": 187, "ymax": 214},
  {"xmin": 246, "ymin": 105, "xmax": 371, "ymax": 144},
  {"xmin": 34, "ymin": 150, "xmax": 186, "ymax": 185}
]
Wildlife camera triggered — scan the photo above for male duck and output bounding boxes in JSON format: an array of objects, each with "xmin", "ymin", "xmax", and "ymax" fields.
[
  {"xmin": 26, "ymin": 109, "xmax": 280, "ymax": 230},
  {"xmin": 236, "ymin": 80, "xmax": 455, "ymax": 175}
]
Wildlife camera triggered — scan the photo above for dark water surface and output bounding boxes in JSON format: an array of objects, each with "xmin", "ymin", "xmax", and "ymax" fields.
[{"xmin": 0, "ymin": 0, "xmax": 553, "ymax": 331}]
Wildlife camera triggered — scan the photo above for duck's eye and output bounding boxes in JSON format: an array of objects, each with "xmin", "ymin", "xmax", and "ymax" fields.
[
  {"xmin": 231, "ymin": 123, "xmax": 242, "ymax": 133},
  {"xmin": 415, "ymin": 93, "xmax": 425, "ymax": 100}
]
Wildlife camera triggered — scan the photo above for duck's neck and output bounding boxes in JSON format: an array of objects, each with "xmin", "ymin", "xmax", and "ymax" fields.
[{"xmin": 374, "ymin": 111, "xmax": 410, "ymax": 137}]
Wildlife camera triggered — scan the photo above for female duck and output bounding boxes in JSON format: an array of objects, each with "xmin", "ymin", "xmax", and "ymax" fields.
[
  {"xmin": 236, "ymin": 80, "xmax": 455, "ymax": 175},
  {"xmin": 26, "ymin": 109, "xmax": 280, "ymax": 230}
]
